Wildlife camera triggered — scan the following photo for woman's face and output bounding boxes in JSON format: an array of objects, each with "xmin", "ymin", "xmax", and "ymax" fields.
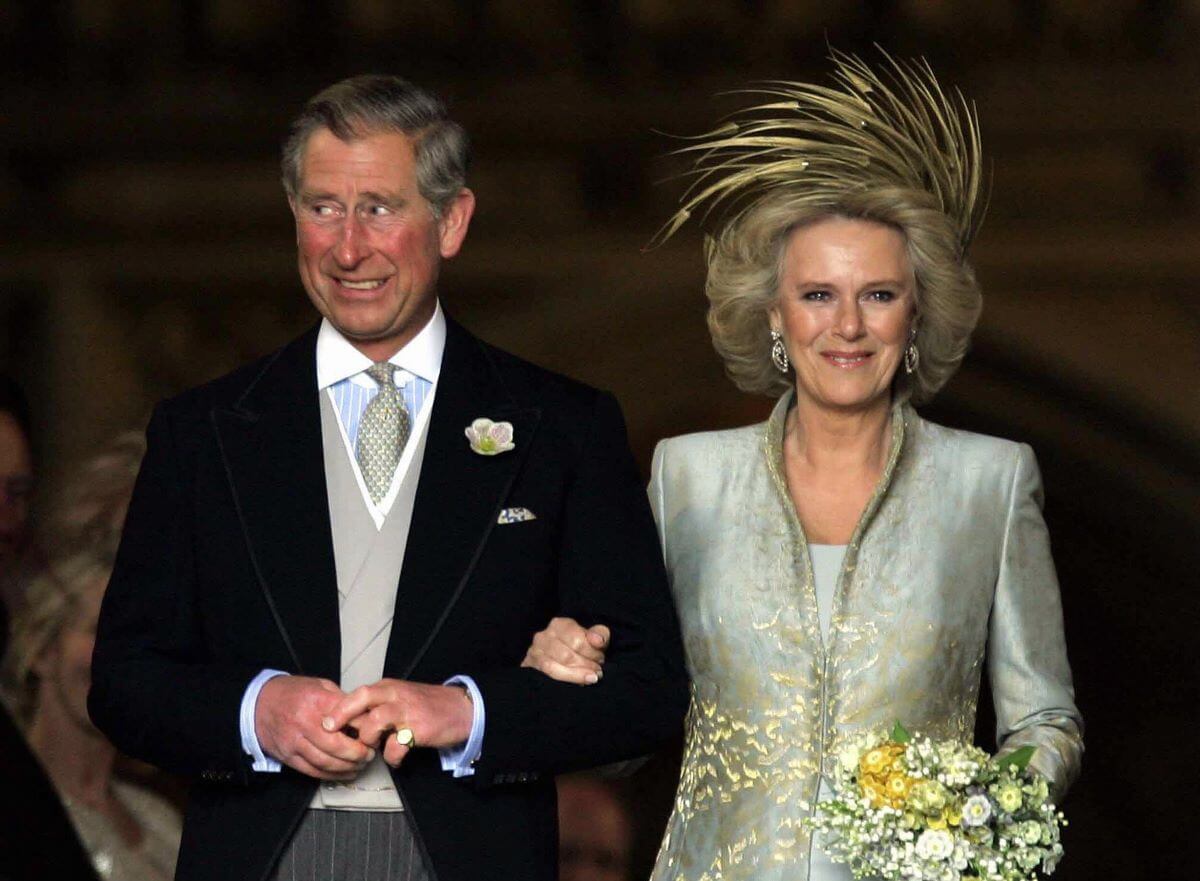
[{"xmin": 770, "ymin": 217, "xmax": 915, "ymax": 413}]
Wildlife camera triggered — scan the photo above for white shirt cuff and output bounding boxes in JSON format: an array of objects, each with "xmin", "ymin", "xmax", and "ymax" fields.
[
  {"xmin": 240, "ymin": 669, "xmax": 288, "ymax": 772},
  {"xmin": 439, "ymin": 675, "xmax": 484, "ymax": 778}
]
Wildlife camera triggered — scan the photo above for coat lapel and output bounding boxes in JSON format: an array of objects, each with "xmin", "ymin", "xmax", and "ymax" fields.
[
  {"xmin": 386, "ymin": 318, "xmax": 540, "ymax": 678},
  {"xmin": 211, "ymin": 326, "xmax": 341, "ymax": 679}
]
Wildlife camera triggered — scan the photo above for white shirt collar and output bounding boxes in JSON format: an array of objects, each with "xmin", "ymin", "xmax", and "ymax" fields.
[{"xmin": 315, "ymin": 301, "xmax": 446, "ymax": 390}]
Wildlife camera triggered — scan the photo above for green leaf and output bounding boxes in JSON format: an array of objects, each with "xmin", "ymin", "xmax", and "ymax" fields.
[
  {"xmin": 891, "ymin": 721, "xmax": 911, "ymax": 743},
  {"xmin": 999, "ymin": 745, "xmax": 1036, "ymax": 773}
]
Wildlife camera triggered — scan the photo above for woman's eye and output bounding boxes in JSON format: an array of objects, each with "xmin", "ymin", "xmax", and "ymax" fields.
[
  {"xmin": 865, "ymin": 289, "xmax": 895, "ymax": 302},
  {"xmin": 803, "ymin": 290, "xmax": 832, "ymax": 302}
]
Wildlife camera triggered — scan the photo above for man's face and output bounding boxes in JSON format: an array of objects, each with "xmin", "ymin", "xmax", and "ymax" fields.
[{"xmin": 290, "ymin": 128, "xmax": 474, "ymax": 360}]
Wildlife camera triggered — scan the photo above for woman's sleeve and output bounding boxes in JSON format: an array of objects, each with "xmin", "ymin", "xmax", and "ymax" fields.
[{"xmin": 989, "ymin": 443, "xmax": 1084, "ymax": 797}]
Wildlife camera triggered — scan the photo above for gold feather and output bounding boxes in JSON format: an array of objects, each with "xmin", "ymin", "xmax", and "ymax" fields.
[{"xmin": 649, "ymin": 48, "xmax": 987, "ymax": 255}]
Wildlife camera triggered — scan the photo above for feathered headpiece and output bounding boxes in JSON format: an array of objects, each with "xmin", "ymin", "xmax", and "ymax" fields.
[{"xmin": 651, "ymin": 48, "xmax": 986, "ymax": 256}]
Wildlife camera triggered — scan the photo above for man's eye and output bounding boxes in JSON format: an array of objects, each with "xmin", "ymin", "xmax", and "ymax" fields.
[
  {"xmin": 312, "ymin": 205, "xmax": 335, "ymax": 217},
  {"xmin": 367, "ymin": 204, "xmax": 392, "ymax": 217}
]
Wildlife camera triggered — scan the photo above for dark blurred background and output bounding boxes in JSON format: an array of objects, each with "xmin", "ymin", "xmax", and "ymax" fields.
[{"xmin": 2, "ymin": 2, "xmax": 1197, "ymax": 879}]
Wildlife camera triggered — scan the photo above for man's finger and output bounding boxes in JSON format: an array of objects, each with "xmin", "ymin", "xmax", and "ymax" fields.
[
  {"xmin": 310, "ymin": 728, "xmax": 375, "ymax": 764},
  {"xmin": 381, "ymin": 729, "xmax": 414, "ymax": 767},
  {"xmin": 284, "ymin": 742, "xmax": 360, "ymax": 781},
  {"xmin": 343, "ymin": 708, "xmax": 408, "ymax": 750},
  {"xmin": 323, "ymin": 684, "xmax": 382, "ymax": 733},
  {"xmin": 296, "ymin": 735, "xmax": 370, "ymax": 775}
]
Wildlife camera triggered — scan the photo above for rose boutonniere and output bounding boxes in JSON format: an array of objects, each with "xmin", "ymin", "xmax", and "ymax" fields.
[{"xmin": 465, "ymin": 418, "xmax": 515, "ymax": 455}]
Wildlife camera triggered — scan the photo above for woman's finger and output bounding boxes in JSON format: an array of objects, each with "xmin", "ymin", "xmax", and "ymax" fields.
[{"xmin": 532, "ymin": 657, "xmax": 601, "ymax": 685}]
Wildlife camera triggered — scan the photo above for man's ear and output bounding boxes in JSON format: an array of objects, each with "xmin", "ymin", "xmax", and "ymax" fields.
[{"xmin": 438, "ymin": 188, "xmax": 475, "ymax": 259}]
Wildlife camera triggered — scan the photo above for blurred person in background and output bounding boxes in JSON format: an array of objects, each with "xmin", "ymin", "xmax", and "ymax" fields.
[
  {"xmin": 558, "ymin": 773, "xmax": 634, "ymax": 881},
  {"xmin": 2, "ymin": 432, "xmax": 180, "ymax": 881},
  {"xmin": 0, "ymin": 696, "xmax": 99, "ymax": 878},
  {"xmin": 523, "ymin": 51, "xmax": 1082, "ymax": 881},
  {"xmin": 1, "ymin": 376, "xmax": 37, "ymax": 655}
]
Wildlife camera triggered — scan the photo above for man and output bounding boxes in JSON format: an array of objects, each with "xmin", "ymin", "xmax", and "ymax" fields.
[{"xmin": 89, "ymin": 76, "xmax": 687, "ymax": 881}]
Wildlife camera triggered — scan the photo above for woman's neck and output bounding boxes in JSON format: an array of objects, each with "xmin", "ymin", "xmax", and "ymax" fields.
[{"xmin": 785, "ymin": 392, "xmax": 894, "ymax": 473}]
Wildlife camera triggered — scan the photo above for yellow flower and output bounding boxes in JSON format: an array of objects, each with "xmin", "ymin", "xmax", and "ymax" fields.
[
  {"xmin": 860, "ymin": 743, "xmax": 906, "ymax": 778},
  {"xmin": 887, "ymin": 774, "xmax": 911, "ymax": 800},
  {"xmin": 861, "ymin": 778, "xmax": 889, "ymax": 808},
  {"xmin": 861, "ymin": 748, "xmax": 889, "ymax": 775}
]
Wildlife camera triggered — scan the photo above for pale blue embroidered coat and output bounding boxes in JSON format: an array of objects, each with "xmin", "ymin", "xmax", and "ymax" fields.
[{"xmin": 648, "ymin": 393, "xmax": 1083, "ymax": 881}]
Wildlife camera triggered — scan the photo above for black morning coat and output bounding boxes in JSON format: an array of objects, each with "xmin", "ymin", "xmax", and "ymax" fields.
[{"xmin": 89, "ymin": 316, "xmax": 688, "ymax": 881}]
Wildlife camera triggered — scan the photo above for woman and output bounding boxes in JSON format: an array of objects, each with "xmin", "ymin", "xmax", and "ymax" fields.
[
  {"xmin": 523, "ymin": 51, "xmax": 1083, "ymax": 881},
  {"xmin": 2, "ymin": 434, "xmax": 181, "ymax": 881}
]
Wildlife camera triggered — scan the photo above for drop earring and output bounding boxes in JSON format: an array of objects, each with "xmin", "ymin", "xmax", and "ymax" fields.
[
  {"xmin": 770, "ymin": 330, "xmax": 789, "ymax": 373},
  {"xmin": 904, "ymin": 327, "xmax": 920, "ymax": 375}
]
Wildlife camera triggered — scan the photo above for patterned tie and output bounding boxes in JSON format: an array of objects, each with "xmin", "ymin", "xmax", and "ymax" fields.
[{"xmin": 356, "ymin": 362, "xmax": 411, "ymax": 505}]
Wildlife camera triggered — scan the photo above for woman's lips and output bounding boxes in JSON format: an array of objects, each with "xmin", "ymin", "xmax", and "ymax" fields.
[{"xmin": 821, "ymin": 351, "xmax": 873, "ymax": 368}]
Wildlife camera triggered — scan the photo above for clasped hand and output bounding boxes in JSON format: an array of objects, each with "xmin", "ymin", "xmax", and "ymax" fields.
[{"xmin": 255, "ymin": 675, "xmax": 473, "ymax": 780}]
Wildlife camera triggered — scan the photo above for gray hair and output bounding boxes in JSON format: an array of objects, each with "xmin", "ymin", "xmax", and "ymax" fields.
[
  {"xmin": 705, "ymin": 186, "xmax": 982, "ymax": 404},
  {"xmin": 281, "ymin": 74, "xmax": 470, "ymax": 216}
]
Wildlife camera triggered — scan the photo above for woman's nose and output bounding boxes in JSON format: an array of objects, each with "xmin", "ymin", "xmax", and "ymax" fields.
[{"xmin": 835, "ymin": 299, "xmax": 864, "ymax": 338}]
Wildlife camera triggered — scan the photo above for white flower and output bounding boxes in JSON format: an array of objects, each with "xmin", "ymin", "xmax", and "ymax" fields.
[
  {"xmin": 465, "ymin": 418, "xmax": 515, "ymax": 455},
  {"xmin": 838, "ymin": 743, "xmax": 864, "ymax": 772},
  {"xmin": 1019, "ymin": 820, "xmax": 1044, "ymax": 844},
  {"xmin": 961, "ymin": 794, "xmax": 993, "ymax": 827},
  {"xmin": 915, "ymin": 829, "xmax": 954, "ymax": 862}
]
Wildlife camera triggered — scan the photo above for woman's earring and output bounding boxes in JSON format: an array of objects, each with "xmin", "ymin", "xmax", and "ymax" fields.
[
  {"xmin": 770, "ymin": 330, "xmax": 790, "ymax": 373},
  {"xmin": 904, "ymin": 327, "xmax": 920, "ymax": 375}
]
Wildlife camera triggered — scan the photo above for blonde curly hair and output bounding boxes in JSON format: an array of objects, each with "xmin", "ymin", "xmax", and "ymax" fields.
[
  {"xmin": 1, "ymin": 431, "xmax": 145, "ymax": 725},
  {"xmin": 3, "ymin": 552, "xmax": 109, "ymax": 725}
]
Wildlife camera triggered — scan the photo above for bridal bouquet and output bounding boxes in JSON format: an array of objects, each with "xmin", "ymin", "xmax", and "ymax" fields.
[{"xmin": 806, "ymin": 723, "xmax": 1064, "ymax": 881}]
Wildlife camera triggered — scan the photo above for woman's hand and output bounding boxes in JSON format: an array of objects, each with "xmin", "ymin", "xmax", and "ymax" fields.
[{"xmin": 521, "ymin": 617, "xmax": 610, "ymax": 685}]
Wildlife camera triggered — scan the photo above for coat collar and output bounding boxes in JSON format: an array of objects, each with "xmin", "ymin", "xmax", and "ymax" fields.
[
  {"xmin": 761, "ymin": 390, "xmax": 909, "ymax": 660},
  {"xmin": 385, "ymin": 317, "xmax": 540, "ymax": 677},
  {"xmin": 213, "ymin": 324, "xmax": 339, "ymax": 677}
]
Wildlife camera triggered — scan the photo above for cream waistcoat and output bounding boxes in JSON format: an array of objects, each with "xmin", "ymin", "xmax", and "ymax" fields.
[{"xmin": 309, "ymin": 392, "xmax": 429, "ymax": 810}]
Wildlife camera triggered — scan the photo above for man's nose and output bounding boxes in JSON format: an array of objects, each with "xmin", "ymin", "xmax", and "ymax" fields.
[{"xmin": 334, "ymin": 215, "xmax": 371, "ymax": 266}]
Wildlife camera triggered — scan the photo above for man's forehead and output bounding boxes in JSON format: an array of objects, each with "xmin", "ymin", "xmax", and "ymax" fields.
[{"xmin": 297, "ymin": 127, "xmax": 418, "ymax": 188}]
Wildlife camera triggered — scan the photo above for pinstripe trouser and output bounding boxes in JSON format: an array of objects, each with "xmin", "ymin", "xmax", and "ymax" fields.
[{"xmin": 269, "ymin": 810, "xmax": 433, "ymax": 881}]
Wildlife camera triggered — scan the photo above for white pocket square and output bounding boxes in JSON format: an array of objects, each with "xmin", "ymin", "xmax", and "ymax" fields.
[{"xmin": 497, "ymin": 507, "xmax": 537, "ymax": 525}]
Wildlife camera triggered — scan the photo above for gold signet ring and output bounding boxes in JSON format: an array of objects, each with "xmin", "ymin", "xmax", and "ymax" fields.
[{"xmin": 394, "ymin": 727, "xmax": 416, "ymax": 748}]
